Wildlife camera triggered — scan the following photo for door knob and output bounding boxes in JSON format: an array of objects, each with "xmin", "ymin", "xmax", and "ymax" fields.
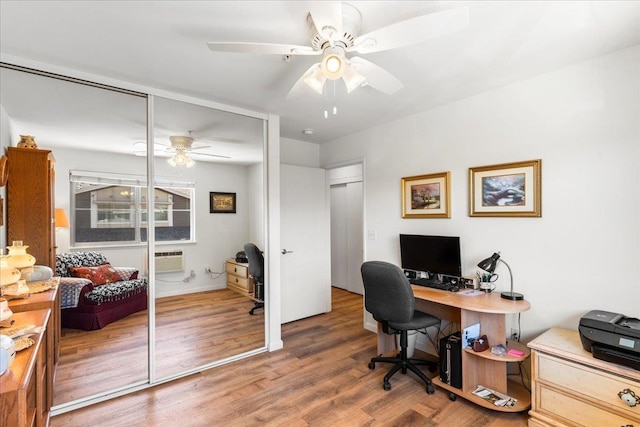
[{"xmin": 281, "ymin": 249, "xmax": 294, "ymax": 255}]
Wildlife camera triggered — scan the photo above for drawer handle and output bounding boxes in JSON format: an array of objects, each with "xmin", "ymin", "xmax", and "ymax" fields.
[
  {"xmin": 234, "ymin": 267, "xmax": 237, "ymax": 272},
  {"xmin": 618, "ymin": 388, "xmax": 640, "ymax": 407}
]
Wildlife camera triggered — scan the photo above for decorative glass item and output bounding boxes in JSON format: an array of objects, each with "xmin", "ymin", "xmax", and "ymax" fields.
[
  {"xmin": 5, "ymin": 241, "xmax": 36, "ymax": 269},
  {"xmin": 0, "ymin": 299, "xmax": 13, "ymax": 322},
  {"xmin": 0, "ymin": 252, "xmax": 21, "ymax": 288},
  {"xmin": 0, "ymin": 334, "xmax": 16, "ymax": 375}
]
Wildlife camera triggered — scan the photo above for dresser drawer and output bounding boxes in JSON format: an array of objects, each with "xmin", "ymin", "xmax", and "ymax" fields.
[
  {"xmin": 535, "ymin": 385, "xmax": 636, "ymax": 426},
  {"xmin": 226, "ymin": 262, "xmax": 248, "ymax": 278},
  {"xmin": 227, "ymin": 275, "xmax": 251, "ymax": 290},
  {"xmin": 536, "ymin": 352, "xmax": 640, "ymax": 420}
]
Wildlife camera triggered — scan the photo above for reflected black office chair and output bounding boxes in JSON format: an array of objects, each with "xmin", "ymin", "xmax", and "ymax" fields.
[
  {"xmin": 361, "ymin": 261, "xmax": 440, "ymax": 393},
  {"xmin": 244, "ymin": 243, "xmax": 264, "ymax": 315}
]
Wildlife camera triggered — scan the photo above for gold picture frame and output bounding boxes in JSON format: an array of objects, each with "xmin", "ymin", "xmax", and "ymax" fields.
[
  {"xmin": 469, "ymin": 159, "xmax": 541, "ymax": 217},
  {"xmin": 401, "ymin": 171, "xmax": 451, "ymax": 218},
  {"xmin": 209, "ymin": 192, "xmax": 236, "ymax": 213}
]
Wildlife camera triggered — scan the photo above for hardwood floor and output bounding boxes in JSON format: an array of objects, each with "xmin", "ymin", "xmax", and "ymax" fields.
[
  {"xmin": 55, "ymin": 288, "xmax": 264, "ymax": 404},
  {"xmin": 52, "ymin": 288, "xmax": 529, "ymax": 426}
]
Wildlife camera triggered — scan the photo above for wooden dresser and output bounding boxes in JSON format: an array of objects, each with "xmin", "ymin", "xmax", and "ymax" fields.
[
  {"xmin": 0, "ymin": 309, "xmax": 51, "ymax": 427},
  {"xmin": 528, "ymin": 328, "xmax": 640, "ymax": 426},
  {"xmin": 6, "ymin": 147, "xmax": 56, "ymax": 270},
  {"xmin": 226, "ymin": 258, "xmax": 254, "ymax": 298},
  {"xmin": 8, "ymin": 282, "xmax": 61, "ymax": 412}
]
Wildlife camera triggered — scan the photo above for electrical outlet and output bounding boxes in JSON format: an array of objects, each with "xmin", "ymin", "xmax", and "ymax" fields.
[
  {"xmin": 204, "ymin": 267, "xmax": 212, "ymax": 273},
  {"xmin": 510, "ymin": 328, "xmax": 519, "ymax": 341}
]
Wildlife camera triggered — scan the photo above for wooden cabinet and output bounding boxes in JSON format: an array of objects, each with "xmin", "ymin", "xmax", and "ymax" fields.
[
  {"xmin": 9, "ymin": 282, "xmax": 60, "ymax": 411},
  {"xmin": 528, "ymin": 328, "xmax": 640, "ymax": 426},
  {"xmin": 226, "ymin": 259, "xmax": 254, "ymax": 298},
  {"xmin": 0, "ymin": 309, "xmax": 51, "ymax": 427},
  {"xmin": 6, "ymin": 147, "xmax": 56, "ymax": 270}
]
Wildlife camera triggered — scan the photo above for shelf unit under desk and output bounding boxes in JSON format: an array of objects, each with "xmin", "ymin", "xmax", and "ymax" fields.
[{"xmin": 376, "ymin": 286, "xmax": 531, "ymax": 412}]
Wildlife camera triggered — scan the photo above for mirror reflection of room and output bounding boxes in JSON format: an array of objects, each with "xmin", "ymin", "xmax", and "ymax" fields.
[
  {"xmin": 151, "ymin": 96, "xmax": 266, "ymax": 380},
  {"xmin": 0, "ymin": 65, "xmax": 267, "ymax": 411}
]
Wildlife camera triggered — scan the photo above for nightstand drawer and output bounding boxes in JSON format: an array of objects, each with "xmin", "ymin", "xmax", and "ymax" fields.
[
  {"xmin": 226, "ymin": 262, "xmax": 248, "ymax": 278},
  {"xmin": 537, "ymin": 353, "xmax": 640, "ymax": 419},
  {"xmin": 227, "ymin": 275, "xmax": 251, "ymax": 290},
  {"xmin": 536, "ymin": 385, "xmax": 635, "ymax": 426}
]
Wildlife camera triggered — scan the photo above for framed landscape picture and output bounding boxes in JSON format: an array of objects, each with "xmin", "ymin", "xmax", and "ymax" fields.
[
  {"xmin": 401, "ymin": 171, "xmax": 451, "ymax": 218},
  {"xmin": 210, "ymin": 192, "xmax": 236, "ymax": 213},
  {"xmin": 469, "ymin": 159, "xmax": 541, "ymax": 217}
]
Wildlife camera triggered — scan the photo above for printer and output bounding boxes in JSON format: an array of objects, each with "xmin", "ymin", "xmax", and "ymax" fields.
[{"xmin": 579, "ymin": 310, "xmax": 640, "ymax": 371}]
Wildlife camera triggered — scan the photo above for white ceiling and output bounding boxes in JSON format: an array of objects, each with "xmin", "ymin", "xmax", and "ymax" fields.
[{"xmin": 1, "ymin": 1, "xmax": 639, "ymax": 148}]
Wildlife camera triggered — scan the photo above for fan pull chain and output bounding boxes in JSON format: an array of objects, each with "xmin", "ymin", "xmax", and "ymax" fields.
[{"xmin": 323, "ymin": 81, "xmax": 338, "ymax": 119}]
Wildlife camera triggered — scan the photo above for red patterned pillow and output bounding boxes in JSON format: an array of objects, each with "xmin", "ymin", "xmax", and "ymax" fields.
[{"xmin": 69, "ymin": 263, "xmax": 122, "ymax": 285}]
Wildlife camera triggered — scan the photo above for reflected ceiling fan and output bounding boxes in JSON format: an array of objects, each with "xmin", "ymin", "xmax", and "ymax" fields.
[
  {"xmin": 134, "ymin": 132, "xmax": 231, "ymax": 167},
  {"xmin": 207, "ymin": 2, "xmax": 469, "ymax": 97}
]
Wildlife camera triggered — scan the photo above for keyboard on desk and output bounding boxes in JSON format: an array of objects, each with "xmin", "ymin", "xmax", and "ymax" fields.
[{"xmin": 410, "ymin": 278, "xmax": 453, "ymax": 290}]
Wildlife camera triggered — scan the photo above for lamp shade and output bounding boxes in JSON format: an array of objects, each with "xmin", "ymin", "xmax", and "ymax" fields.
[
  {"xmin": 477, "ymin": 251, "xmax": 523, "ymax": 301},
  {"xmin": 55, "ymin": 208, "xmax": 70, "ymax": 228},
  {"xmin": 477, "ymin": 252, "xmax": 501, "ymax": 273}
]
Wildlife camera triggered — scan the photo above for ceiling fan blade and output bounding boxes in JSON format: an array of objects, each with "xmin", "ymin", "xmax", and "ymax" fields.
[
  {"xmin": 350, "ymin": 57, "xmax": 403, "ymax": 95},
  {"xmin": 286, "ymin": 63, "xmax": 322, "ymax": 99},
  {"xmin": 207, "ymin": 42, "xmax": 320, "ymax": 56},
  {"xmin": 308, "ymin": 1, "xmax": 343, "ymax": 43},
  {"xmin": 349, "ymin": 7, "xmax": 469, "ymax": 54},
  {"xmin": 191, "ymin": 152, "xmax": 231, "ymax": 159}
]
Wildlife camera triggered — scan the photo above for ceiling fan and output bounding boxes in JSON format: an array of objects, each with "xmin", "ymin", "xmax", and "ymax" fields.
[
  {"xmin": 207, "ymin": 2, "xmax": 469, "ymax": 98},
  {"xmin": 133, "ymin": 132, "xmax": 231, "ymax": 167}
]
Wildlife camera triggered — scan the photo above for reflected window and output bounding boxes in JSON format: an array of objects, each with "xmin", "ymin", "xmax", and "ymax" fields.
[{"xmin": 71, "ymin": 171, "xmax": 194, "ymax": 245}]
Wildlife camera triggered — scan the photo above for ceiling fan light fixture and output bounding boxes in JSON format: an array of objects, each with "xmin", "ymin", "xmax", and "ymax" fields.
[
  {"xmin": 342, "ymin": 63, "xmax": 366, "ymax": 93},
  {"xmin": 321, "ymin": 47, "xmax": 345, "ymax": 80},
  {"xmin": 304, "ymin": 65, "xmax": 327, "ymax": 94},
  {"xmin": 168, "ymin": 150, "xmax": 193, "ymax": 167}
]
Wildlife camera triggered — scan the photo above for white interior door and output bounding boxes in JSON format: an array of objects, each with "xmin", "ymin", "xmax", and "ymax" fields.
[
  {"xmin": 331, "ymin": 184, "xmax": 348, "ymax": 290},
  {"xmin": 330, "ymin": 166, "xmax": 364, "ymax": 295},
  {"xmin": 281, "ymin": 164, "xmax": 331, "ymax": 324}
]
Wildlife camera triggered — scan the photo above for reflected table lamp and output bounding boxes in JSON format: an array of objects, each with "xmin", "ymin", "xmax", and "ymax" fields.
[
  {"xmin": 477, "ymin": 252, "xmax": 524, "ymax": 301},
  {"xmin": 55, "ymin": 208, "xmax": 70, "ymax": 231}
]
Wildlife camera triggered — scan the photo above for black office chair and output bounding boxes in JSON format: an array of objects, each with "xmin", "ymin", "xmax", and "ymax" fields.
[
  {"xmin": 243, "ymin": 243, "xmax": 264, "ymax": 315},
  {"xmin": 361, "ymin": 261, "xmax": 440, "ymax": 393}
]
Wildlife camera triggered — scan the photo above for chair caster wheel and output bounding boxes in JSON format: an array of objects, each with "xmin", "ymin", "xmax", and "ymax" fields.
[
  {"xmin": 449, "ymin": 393, "xmax": 457, "ymax": 401},
  {"xmin": 368, "ymin": 361, "xmax": 375, "ymax": 370},
  {"xmin": 383, "ymin": 381, "xmax": 391, "ymax": 391},
  {"xmin": 427, "ymin": 384, "xmax": 435, "ymax": 394}
]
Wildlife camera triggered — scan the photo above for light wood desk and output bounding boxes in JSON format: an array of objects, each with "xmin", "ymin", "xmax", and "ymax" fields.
[{"xmin": 377, "ymin": 286, "xmax": 531, "ymax": 412}]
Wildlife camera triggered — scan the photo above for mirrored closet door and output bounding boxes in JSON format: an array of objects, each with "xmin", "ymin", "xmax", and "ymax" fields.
[
  {"xmin": 0, "ymin": 64, "xmax": 268, "ymax": 410},
  {"xmin": 151, "ymin": 96, "xmax": 266, "ymax": 380}
]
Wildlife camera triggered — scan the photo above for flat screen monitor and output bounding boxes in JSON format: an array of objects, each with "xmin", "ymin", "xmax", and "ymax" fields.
[{"xmin": 399, "ymin": 234, "xmax": 462, "ymax": 277}]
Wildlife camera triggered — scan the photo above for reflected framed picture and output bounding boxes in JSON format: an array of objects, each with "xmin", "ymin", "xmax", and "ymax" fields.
[
  {"xmin": 401, "ymin": 171, "xmax": 451, "ymax": 218},
  {"xmin": 210, "ymin": 192, "xmax": 236, "ymax": 213},
  {"xmin": 469, "ymin": 159, "xmax": 541, "ymax": 217}
]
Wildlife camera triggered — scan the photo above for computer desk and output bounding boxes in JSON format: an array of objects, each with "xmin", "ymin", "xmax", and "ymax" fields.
[{"xmin": 376, "ymin": 286, "xmax": 531, "ymax": 412}]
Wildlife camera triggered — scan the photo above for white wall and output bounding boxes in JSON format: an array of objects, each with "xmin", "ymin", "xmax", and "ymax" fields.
[
  {"xmin": 247, "ymin": 162, "xmax": 265, "ymax": 248},
  {"xmin": 281, "ymin": 137, "xmax": 320, "ymax": 167},
  {"xmin": 53, "ymin": 146, "xmax": 253, "ymax": 297},
  {"xmin": 0, "ymin": 106, "xmax": 10, "ymax": 249},
  {"xmin": 320, "ymin": 45, "xmax": 640, "ymax": 341}
]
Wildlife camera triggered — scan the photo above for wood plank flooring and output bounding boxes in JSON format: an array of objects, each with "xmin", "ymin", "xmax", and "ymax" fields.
[
  {"xmin": 55, "ymin": 288, "xmax": 264, "ymax": 404},
  {"xmin": 52, "ymin": 288, "xmax": 529, "ymax": 426}
]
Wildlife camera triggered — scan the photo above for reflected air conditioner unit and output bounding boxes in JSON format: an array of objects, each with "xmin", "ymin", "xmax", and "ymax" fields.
[{"xmin": 154, "ymin": 250, "xmax": 184, "ymax": 273}]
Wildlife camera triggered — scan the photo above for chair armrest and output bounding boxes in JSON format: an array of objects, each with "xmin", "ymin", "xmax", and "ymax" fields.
[
  {"xmin": 59, "ymin": 277, "xmax": 93, "ymax": 309},
  {"xmin": 112, "ymin": 267, "xmax": 139, "ymax": 281}
]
